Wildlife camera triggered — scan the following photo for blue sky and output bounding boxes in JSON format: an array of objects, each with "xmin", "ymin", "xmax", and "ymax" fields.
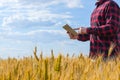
[{"xmin": 0, "ymin": 0, "xmax": 120, "ymax": 58}]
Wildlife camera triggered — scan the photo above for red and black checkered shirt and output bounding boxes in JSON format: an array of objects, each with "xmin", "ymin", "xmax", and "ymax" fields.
[{"xmin": 77, "ymin": 0, "xmax": 120, "ymax": 58}]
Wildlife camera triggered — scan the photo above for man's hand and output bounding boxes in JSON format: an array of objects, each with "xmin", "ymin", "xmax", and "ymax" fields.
[
  {"xmin": 78, "ymin": 27, "xmax": 87, "ymax": 34},
  {"xmin": 67, "ymin": 32, "xmax": 78, "ymax": 39}
]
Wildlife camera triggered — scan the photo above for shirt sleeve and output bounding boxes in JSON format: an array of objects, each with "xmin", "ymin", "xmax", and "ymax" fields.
[
  {"xmin": 77, "ymin": 34, "xmax": 90, "ymax": 41},
  {"xmin": 87, "ymin": 2, "xmax": 119, "ymax": 36}
]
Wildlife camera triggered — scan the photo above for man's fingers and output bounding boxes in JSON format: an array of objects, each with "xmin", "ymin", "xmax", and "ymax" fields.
[
  {"xmin": 68, "ymin": 33, "xmax": 75, "ymax": 39},
  {"xmin": 67, "ymin": 31, "xmax": 69, "ymax": 33},
  {"xmin": 78, "ymin": 28, "xmax": 82, "ymax": 34},
  {"xmin": 66, "ymin": 31, "xmax": 78, "ymax": 39},
  {"xmin": 77, "ymin": 27, "xmax": 87, "ymax": 34}
]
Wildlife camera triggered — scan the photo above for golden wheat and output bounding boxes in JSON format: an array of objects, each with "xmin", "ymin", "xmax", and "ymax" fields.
[{"xmin": 0, "ymin": 47, "xmax": 120, "ymax": 80}]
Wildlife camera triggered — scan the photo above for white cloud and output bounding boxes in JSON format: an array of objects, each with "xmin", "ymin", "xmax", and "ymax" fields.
[
  {"xmin": 0, "ymin": 0, "xmax": 83, "ymax": 30},
  {"xmin": 1, "ymin": 11, "xmax": 72, "ymax": 31},
  {"xmin": 63, "ymin": 0, "xmax": 83, "ymax": 8},
  {"xmin": 15, "ymin": 0, "xmax": 83, "ymax": 8},
  {"xmin": 3, "ymin": 29, "xmax": 66, "ymax": 36},
  {"xmin": 0, "ymin": 0, "xmax": 84, "ymax": 58},
  {"xmin": 0, "ymin": 0, "xmax": 83, "ymax": 41},
  {"xmin": 27, "ymin": 10, "xmax": 72, "ymax": 22},
  {"xmin": 2, "ymin": 14, "xmax": 24, "ymax": 26},
  {"xmin": 0, "ymin": 0, "xmax": 83, "ymax": 8},
  {"xmin": 0, "ymin": 29, "xmax": 67, "ymax": 42}
]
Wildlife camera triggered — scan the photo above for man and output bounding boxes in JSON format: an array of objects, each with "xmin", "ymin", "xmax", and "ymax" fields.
[{"xmin": 68, "ymin": 0, "xmax": 120, "ymax": 59}]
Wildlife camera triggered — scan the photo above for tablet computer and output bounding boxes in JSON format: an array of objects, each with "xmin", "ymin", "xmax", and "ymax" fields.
[{"xmin": 63, "ymin": 24, "xmax": 78, "ymax": 36}]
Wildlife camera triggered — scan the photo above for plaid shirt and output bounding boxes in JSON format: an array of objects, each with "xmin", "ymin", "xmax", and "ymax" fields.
[{"xmin": 77, "ymin": 0, "xmax": 120, "ymax": 58}]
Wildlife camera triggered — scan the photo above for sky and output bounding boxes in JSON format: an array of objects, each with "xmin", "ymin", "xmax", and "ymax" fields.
[{"xmin": 0, "ymin": 0, "xmax": 120, "ymax": 58}]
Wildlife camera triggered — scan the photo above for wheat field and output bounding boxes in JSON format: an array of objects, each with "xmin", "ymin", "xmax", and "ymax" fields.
[{"xmin": 0, "ymin": 47, "xmax": 120, "ymax": 80}]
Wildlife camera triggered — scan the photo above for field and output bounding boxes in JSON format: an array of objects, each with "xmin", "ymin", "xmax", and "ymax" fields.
[{"xmin": 0, "ymin": 47, "xmax": 120, "ymax": 80}]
